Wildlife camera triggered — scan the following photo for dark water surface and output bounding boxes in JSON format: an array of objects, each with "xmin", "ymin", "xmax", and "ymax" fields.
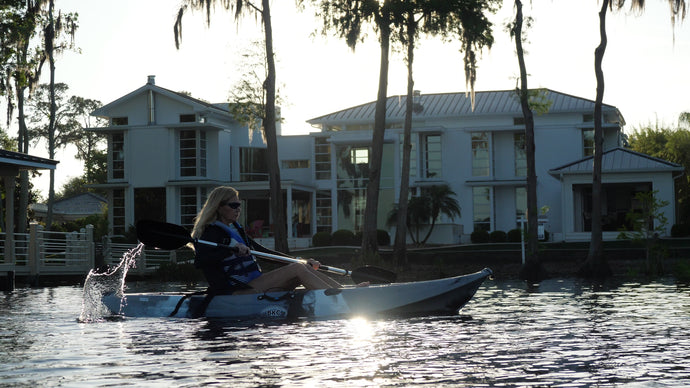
[{"xmin": 1, "ymin": 277, "xmax": 689, "ymax": 387}]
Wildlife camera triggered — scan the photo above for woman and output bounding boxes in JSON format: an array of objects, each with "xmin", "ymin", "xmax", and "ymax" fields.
[{"xmin": 191, "ymin": 186, "xmax": 342, "ymax": 293}]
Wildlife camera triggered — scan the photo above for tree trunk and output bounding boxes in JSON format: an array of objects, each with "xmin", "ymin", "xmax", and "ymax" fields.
[
  {"xmin": 45, "ymin": 0, "xmax": 56, "ymax": 230},
  {"xmin": 16, "ymin": 84, "xmax": 30, "ymax": 233},
  {"xmin": 393, "ymin": 10, "xmax": 415, "ymax": 268},
  {"xmin": 261, "ymin": 0, "xmax": 288, "ymax": 253},
  {"xmin": 361, "ymin": 6, "xmax": 390, "ymax": 257},
  {"xmin": 580, "ymin": 0, "xmax": 612, "ymax": 278},
  {"xmin": 514, "ymin": 0, "xmax": 546, "ymax": 281}
]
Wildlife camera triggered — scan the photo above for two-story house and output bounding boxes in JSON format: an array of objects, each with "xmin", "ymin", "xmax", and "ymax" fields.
[
  {"xmin": 305, "ymin": 90, "xmax": 683, "ymax": 243},
  {"xmin": 87, "ymin": 76, "xmax": 313, "ymax": 245},
  {"xmin": 88, "ymin": 76, "xmax": 682, "ymax": 246}
]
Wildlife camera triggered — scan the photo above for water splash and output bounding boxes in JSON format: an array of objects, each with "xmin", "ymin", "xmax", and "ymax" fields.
[{"xmin": 79, "ymin": 242, "xmax": 145, "ymax": 322}]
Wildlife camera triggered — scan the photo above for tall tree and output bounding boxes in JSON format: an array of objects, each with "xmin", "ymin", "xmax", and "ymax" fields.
[
  {"xmin": 628, "ymin": 124, "xmax": 690, "ymax": 223},
  {"xmin": 69, "ymin": 96, "xmax": 106, "ymax": 182},
  {"xmin": 581, "ymin": 0, "xmax": 686, "ymax": 278},
  {"xmin": 390, "ymin": 0, "xmax": 496, "ymax": 266},
  {"xmin": 511, "ymin": 0, "xmax": 545, "ymax": 280},
  {"xmin": 311, "ymin": 0, "xmax": 392, "ymax": 258},
  {"xmin": 41, "ymin": 0, "xmax": 78, "ymax": 229},
  {"xmin": 174, "ymin": 0, "xmax": 288, "ymax": 253},
  {"xmin": 0, "ymin": 0, "xmax": 48, "ymax": 232}
]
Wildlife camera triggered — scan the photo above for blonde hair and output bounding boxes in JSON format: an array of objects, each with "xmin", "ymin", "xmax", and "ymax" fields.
[{"xmin": 191, "ymin": 186, "xmax": 239, "ymax": 239}]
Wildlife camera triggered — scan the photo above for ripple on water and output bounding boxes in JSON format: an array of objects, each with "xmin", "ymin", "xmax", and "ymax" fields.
[{"xmin": 1, "ymin": 277, "xmax": 689, "ymax": 386}]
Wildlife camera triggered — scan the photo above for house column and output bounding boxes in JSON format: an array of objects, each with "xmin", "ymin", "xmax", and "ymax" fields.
[
  {"xmin": 3, "ymin": 175, "xmax": 14, "ymax": 264},
  {"xmin": 286, "ymin": 187, "xmax": 293, "ymax": 238}
]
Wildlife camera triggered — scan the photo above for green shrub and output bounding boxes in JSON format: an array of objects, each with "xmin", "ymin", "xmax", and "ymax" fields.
[
  {"xmin": 471, "ymin": 229, "xmax": 489, "ymax": 244},
  {"xmin": 377, "ymin": 229, "xmax": 391, "ymax": 246},
  {"xmin": 671, "ymin": 223, "xmax": 690, "ymax": 238},
  {"xmin": 353, "ymin": 231, "xmax": 363, "ymax": 246},
  {"xmin": 489, "ymin": 230, "xmax": 507, "ymax": 243},
  {"xmin": 331, "ymin": 229, "xmax": 356, "ymax": 246},
  {"xmin": 507, "ymin": 228, "xmax": 522, "ymax": 242},
  {"xmin": 312, "ymin": 231, "xmax": 332, "ymax": 247}
]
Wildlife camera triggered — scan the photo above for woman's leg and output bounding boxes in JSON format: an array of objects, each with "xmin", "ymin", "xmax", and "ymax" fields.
[{"xmin": 247, "ymin": 263, "xmax": 340, "ymax": 291}]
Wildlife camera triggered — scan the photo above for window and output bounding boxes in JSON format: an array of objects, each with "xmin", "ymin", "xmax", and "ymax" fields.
[
  {"xmin": 112, "ymin": 117, "xmax": 128, "ymax": 126},
  {"xmin": 472, "ymin": 132, "xmax": 490, "ymax": 176},
  {"xmin": 180, "ymin": 187, "xmax": 207, "ymax": 229},
  {"xmin": 472, "ymin": 186, "xmax": 492, "ymax": 232},
  {"xmin": 399, "ymin": 133, "xmax": 417, "ymax": 178},
  {"xmin": 515, "ymin": 187, "xmax": 527, "ymax": 221},
  {"xmin": 179, "ymin": 114, "xmax": 196, "ymax": 123},
  {"xmin": 179, "ymin": 130, "xmax": 207, "ymax": 177},
  {"xmin": 112, "ymin": 189, "xmax": 125, "ymax": 236},
  {"xmin": 583, "ymin": 129, "xmax": 594, "ymax": 157},
  {"xmin": 282, "ymin": 160, "xmax": 310, "ymax": 169},
  {"xmin": 314, "ymin": 137, "xmax": 331, "ymax": 180},
  {"xmin": 110, "ymin": 133, "xmax": 124, "ymax": 180},
  {"xmin": 514, "ymin": 133, "xmax": 526, "ymax": 177},
  {"xmin": 134, "ymin": 188, "xmax": 166, "ymax": 224},
  {"xmin": 239, "ymin": 147, "xmax": 268, "ymax": 181},
  {"xmin": 351, "ymin": 147, "xmax": 369, "ymax": 165},
  {"xmin": 315, "ymin": 191, "xmax": 332, "ymax": 233},
  {"xmin": 422, "ymin": 134, "xmax": 442, "ymax": 178}
]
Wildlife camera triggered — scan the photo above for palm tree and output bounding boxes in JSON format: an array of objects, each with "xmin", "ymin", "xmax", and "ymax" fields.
[
  {"xmin": 174, "ymin": 0, "xmax": 289, "ymax": 253},
  {"xmin": 391, "ymin": 0, "xmax": 496, "ymax": 267},
  {"xmin": 312, "ymin": 0, "xmax": 496, "ymax": 259},
  {"xmin": 41, "ymin": 0, "xmax": 78, "ymax": 229},
  {"xmin": 387, "ymin": 184, "xmax": 460, "ymax": 247},
  {"xmin": 418, "ymin": 185, "xmax": 461, "ymax": 245},
  {"xmin": 511, "ymin": 0, "xmax": 545, "ymax": 280},
  {"xmin": 581, "ymin": 0, "xmax": 686, "ymax": 278}
]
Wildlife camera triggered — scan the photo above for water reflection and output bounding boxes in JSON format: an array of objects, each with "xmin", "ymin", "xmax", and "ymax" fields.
[{"xmin": 1, "ymin": 277, "xmax": 689, "ymax": 386}]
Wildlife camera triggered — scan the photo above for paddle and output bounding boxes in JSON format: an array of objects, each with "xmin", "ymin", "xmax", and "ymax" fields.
[{"xmin": 136, "ymin": 220, "xmax": 397, "ymax": 284}]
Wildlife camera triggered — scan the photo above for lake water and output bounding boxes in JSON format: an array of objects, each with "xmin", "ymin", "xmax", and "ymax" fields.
[{"xmin": 1, "ymin": 275, "xmax": 689, "ymax": 387}]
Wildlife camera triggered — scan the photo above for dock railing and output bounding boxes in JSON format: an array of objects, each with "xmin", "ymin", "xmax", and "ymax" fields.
[{"xmin": 1, "ymin": 223, "xmax": 95, "ymax": 278}]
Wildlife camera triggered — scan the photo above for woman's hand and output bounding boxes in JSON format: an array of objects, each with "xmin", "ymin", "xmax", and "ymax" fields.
[
  {"xmin": 235, "ymin": 243, "xmax": 250, "ymax": 256},
  {"xmin": 305, "ymin": 258, "xmax": 320, "ymax": 270}
]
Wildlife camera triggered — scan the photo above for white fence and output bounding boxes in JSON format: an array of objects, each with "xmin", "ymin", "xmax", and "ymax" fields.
[{"xmin": 0, "ymin": 223, "xmax": 95, "ymax": 276}]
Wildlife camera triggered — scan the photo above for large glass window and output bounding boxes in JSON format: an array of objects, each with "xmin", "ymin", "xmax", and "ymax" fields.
[
  {"xmin": 399, "ymin": 133, "xmax": 417, "ymax": 178},
  {"xmin": 110, "ymin": 133, "xmax": 124, "ymax": 180},
  {"xmin": 112, "ymin": 188, "xmax": 125, "ymax": 236},
  {"xmin": 473, "ymin": 186, "xmax": 492, "ymax": 232},
  {"xmin": 180, "ymin": 187, "xmax": 207, "ymax": 229},
  {"xmin": 472, "ymin": 132, "xmax": 490, "ymax": 177},
  {"xmin": 315, "ymin": 190, "xmax": 332, "ymax": 233},
  {"xmin": 515, "ymin": 186, "xmax": 527, "ymax": 221},
  {"xmin": 422, "ymin": 134, "xmax": 442, "ymax": 178},
  {"xmin": 179, "ymin": 130, "xmax": 207, "ymax": 177},
  {"xmin": 239, "ymin": 147, "xmax": 269, "ymax": 181},
  {"xmin": 583, "ymin": 129, "xmax": 594, "ymax": 157},
  {"xmin": 314, "ymin": 137, "xmax": 331, "ymax": 180},
  {"xmin": 514, "ymin": 133, "xmax": 526, "ymax": 177}
]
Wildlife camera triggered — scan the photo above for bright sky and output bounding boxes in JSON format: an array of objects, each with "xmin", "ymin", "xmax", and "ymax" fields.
[{"xmin": 23, "ymin": 0, "xmax": 690, "ymax": 198}]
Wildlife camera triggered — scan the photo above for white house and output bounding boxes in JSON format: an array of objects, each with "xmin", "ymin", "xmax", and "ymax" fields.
[{"xmin": 87, "ymin": 76, "xmax": 683, "ymax": 246}]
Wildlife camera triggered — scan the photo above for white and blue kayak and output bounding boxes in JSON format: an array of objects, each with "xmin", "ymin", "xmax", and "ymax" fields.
[{"xmin": 102, "ymin": 268, "xmax": 492, "ymax": 320}]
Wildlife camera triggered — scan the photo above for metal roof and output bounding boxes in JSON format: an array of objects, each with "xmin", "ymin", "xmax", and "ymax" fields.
[
  {"xmin": 549, "ymin": 147, "xmax": 684, "ymax": 176},
  {"xmin": 0, "ymin": 149, "xmax": 58, "ymax": 170},
  {"xmin": 308, "ymin": 89, "xmax": 621, "ymax": 124}
]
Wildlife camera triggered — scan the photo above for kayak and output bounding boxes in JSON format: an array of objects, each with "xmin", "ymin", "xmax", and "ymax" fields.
[{"xmin": 102, "ymin": 268, "xmax": 492, "ymax": 320}]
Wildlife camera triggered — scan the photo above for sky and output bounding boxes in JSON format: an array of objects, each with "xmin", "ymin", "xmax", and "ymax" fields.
[{"xmin": 16, "ymin": 0, "xmax": 690, "ymax": 198}]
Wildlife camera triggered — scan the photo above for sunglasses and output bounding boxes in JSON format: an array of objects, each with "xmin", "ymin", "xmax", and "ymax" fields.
[{"xmin": 221, "ymin": 201, "xmax": 242, "ymax": 209}]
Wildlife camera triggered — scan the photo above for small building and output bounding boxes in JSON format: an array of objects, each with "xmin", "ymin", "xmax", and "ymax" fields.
[{"xmin": 30, "ymin": 193, "xmax": 107, "ymax": 223}]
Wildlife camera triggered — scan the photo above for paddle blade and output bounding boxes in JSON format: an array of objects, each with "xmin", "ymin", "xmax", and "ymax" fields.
[
  {"xmin": 136, "ymin": 220, "xmax": 193, "ymax": 250},
  {"xmin": 351, "ymin": 266, "xmax": 397, "ymax": 285}
]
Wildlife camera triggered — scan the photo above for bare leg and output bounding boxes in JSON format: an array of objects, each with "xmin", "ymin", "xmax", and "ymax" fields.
[{"xmin": 246, "ymin": 263, "xmax": 340, "ymax": 292}]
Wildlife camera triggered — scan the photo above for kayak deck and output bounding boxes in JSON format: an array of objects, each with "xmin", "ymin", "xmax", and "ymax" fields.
[{"xmin": 102, "ymin": 268, "xmax": 492, "ymax": 320}]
